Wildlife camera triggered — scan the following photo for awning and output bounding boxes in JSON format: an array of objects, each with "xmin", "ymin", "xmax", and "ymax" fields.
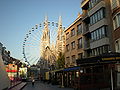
[
  {"xmin": 63, "ymin": 66, "xmax": 80, "ymax": 71},
  {"xmin": 49, "ymin": 68, "xmax": 64, "ymax": 73},
  {"xmin": 76, "ymin": 52, "xmax": 120, "ymax": 65}
]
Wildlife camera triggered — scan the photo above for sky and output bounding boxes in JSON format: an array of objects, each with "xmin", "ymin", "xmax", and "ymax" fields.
[{"xmin": 0, "ymin": 0, "xmax": 82, "ymax": 62}]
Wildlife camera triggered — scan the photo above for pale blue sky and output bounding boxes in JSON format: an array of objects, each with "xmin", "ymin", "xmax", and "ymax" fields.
[{"xmin": 0, "ymin": 0, "xmax": 82, "ymax": 61}]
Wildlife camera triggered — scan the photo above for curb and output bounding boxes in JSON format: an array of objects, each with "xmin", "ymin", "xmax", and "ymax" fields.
[
  {"xmin": 8, "ymin": 82, "xmax": 27, "ymax": 90},
  {"xmin": 8, "ymin": 81, "xmax": 22, "ymax": 90}
]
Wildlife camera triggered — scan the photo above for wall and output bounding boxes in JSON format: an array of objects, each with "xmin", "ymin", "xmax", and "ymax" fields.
[{"xmin": 0, "ymin": 55, "xmax": 10, "ymax": 90}]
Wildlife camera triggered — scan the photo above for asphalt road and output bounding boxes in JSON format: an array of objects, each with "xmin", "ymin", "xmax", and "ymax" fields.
[{"xmin": 23, "ymin": 81, "xmax": 74, "ymax": 90}]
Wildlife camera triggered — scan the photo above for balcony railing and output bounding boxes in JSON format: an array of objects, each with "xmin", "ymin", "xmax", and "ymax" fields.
[
  {"xmin": 83, "ymin": 24, "xmax": 89, "ymax": 34},
  {"xmin": 112, "ymin": 0, "xmax": 120, "ymax": 9},
  {"xmin": 111, "ymin": 0, "xmax": 120, "ymax": 14},
  {"xmin": 84, "ymin": 40, "xmax": 90, "ymax": 49},
  {"xmin": 82, "ymin": 10, "xmax": 89, "ymax": 20}
]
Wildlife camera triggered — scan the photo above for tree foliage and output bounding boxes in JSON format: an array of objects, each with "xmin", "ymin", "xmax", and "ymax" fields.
[{"xmin": 56, "ymin": 52, "xmax": 65, "ymax": 69}]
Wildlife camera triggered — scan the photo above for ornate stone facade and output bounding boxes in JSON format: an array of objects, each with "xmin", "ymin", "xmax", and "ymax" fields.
[
  {"xmin": 37, "ymin": 16, "xmax": 65, "ymax": 70},
  {"xmin": 56, "ymin": 16, "xmax": 65, "ymax": 57}
]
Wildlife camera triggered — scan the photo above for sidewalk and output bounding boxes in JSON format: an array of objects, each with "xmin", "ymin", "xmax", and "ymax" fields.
[
  {"xmin": 9, "ymin": 82, "xmax": 27, "ymax": 90},
  {"xmin": 10, "ymin": 81, "xmax": 21, "ymax": 88}
]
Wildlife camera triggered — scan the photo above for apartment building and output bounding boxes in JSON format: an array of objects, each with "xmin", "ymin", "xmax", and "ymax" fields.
[
  {"xmin": 110, "ymin": 0, "xmax": 120, "ymax": 53},
  {"xmin": 81, "ymin": 0, "xmax": 114, "ymax": 57},
  {"xmin": 64, "ymin": 14, "xmax": 83, "ymax": 67},
  {"xmin": 59, "ymin": 0, "xmax": 120, "ymax": 89}
]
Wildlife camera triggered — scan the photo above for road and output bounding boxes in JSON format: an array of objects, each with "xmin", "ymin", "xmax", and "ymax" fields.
[{"xmin": 23, "ymin": 81, "xmax": 74, "ymax": 90}]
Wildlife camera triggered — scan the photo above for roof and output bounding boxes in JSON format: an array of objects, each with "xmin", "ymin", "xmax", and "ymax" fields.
[{"xmin": 64, "ymin": 15, "xmax": 82, "ymax": 32}]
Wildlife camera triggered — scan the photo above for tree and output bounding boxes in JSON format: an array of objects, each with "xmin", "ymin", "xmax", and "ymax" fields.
[{"xmin": 56, "ymin": 52, "xmax": 65, "ymax": 69}]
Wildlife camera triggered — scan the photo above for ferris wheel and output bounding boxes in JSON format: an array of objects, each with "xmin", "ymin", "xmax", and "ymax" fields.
[{"xmin": 22, "ymin": 17, "xmax": 60, "ymax": 66}]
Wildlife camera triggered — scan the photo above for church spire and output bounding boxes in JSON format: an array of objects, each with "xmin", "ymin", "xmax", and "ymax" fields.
[
  {"xmin": 41, "ymin": 15, "xmax": 50, "ymax": 48},
  {"xmin": 58, "ymin": 16, "xmax": 62, "ymax": 29},
  {"xmin": 44, "ymin": 15, "xmax": 48, "ymax": 29},
  {"xmin": 45, "ymin": 15, "xmax": 48, "ymax": 21}
]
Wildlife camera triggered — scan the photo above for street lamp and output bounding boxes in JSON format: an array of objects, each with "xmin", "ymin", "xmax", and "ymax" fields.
[{"xmin": 80, "ymin": 69, "xmax": 83, "ymax": 73}]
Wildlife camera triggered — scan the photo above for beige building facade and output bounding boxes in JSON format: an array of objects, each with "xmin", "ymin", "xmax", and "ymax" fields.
[
  {"xmin": 65, "ymin": 14, "xmax": 84, "ymax": 67},
  {"xmin": 64, "ymin": 0, "xmax": 118, "ymax": 67}
]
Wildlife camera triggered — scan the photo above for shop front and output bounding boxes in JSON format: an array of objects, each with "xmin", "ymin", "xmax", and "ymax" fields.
[
  {"xmin": 48, "ymin": 53, "xmax": 120, "ymax": 90},
  {"xmin": 75, "ymin": 52, "xmax": 120, "ymax": 90}
]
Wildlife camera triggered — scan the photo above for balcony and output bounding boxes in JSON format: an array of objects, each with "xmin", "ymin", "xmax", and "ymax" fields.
[
  {"xmin": 83, "ymin": 24, "xmax": 90, "ymax": 35},
  {"xmin": 111, "ymin": 1, "xmax": 120, "ymax": 16},
  {"xmin": 81, "ymin": 0, "xmax": 89, "ymax": 9},
  {"xmin": 84, "ymin": 40, "xmax": 90, "ymax": 50},
  {"xmin": 111, "ymin": 0, "xmax": 120, "ymax": 10},
  {"xmin": 82, "ymin": 10, "xmax": 89, "ymax": 21}
]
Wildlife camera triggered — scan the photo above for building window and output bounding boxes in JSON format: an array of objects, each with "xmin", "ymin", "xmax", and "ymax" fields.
[
  {"xmin": 90, "ymin": 8, "xmax": 105, "ymax": 25},
  {"xmin": 113, "ymin": 13, "xmax": 120, "ymax": 30},
  {"xmin": 66, "ymin": 44, "xmax": 70, "ymax": 51},
  {"xmin": 77, "ymin": 24, "xmax": 82, "ymax": 35},
  {"xmin": 66, "ymin": 32, "xmax": 69, "ymax": 40},
  {"xmin": 71, "ymin": 41, "xmax": 75, "ymax": 49},
  {"xmin": 78, "ymin": 53, "xmax": 83, "ymax": 59},
  {"xmin": 115, "ymin": 39, "xmax": 120, "ymax": 53},
  {"xmin": 96, "ymin": 29, "xmax": 99, "ymax": 40},
  {"xmin": 103, "ymin": 45, "xmax": 109, "ymax": 53},
  {"xmin": 71, "ymin": 28, "xmax": 75, "ymax": 37},
  {"xmin": 89, "ymin": 0, "xmax": 101, "ymax": 9},
  {"xmin": 111, "ymin": 0, "xmax": 120, "ymax": 9},
  {"xmin": 91, "ymin": 32, "xmax": 94, "ymax": 41},
  {"xmin": 91, "ymin": 26, "xmax": 107, "ymax": 42},
  {"xmin": 66, "ymin": 57, "xmax": 70, "ymax": 66},
  {"xmin": 78, "ymin": 38, "xmax": 82, "ymax": 49},
  {"xmin": 72, "ymin": 55, "xmax": 76, "ymax": 63},
  {"xmin": 93, "ymin": 31, "xmax": 97, "ymax": 40},
  {"xmin": 91, "ymin": 45, "xmax": 109, "ymax": 56}
]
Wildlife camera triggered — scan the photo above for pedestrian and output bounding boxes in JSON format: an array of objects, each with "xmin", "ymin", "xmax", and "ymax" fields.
[{"xmin": 32, "ymin": 78, "xmax": 35, "ymax": 86}]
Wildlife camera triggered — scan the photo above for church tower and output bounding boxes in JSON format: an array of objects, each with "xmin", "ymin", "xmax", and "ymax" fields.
[
  {"xmin": 42, "ymin": 16, "xmax": 50, "ymax": 47},
  {"xmin": 41, "ymin": 16, "xmax": 50, "ymax": 57},
  {"xmin": 56, "ymin": 16, "xmax": 65, "ymax": 57}
]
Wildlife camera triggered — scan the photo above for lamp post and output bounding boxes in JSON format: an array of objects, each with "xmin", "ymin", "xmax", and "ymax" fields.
[
  {"xmin": 111, "ymin": 67, "xmax": 113, "ymax": 90},
  {"xmin": 61, "ymin": 74, "xmax": 64, "ymax": 88}
]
